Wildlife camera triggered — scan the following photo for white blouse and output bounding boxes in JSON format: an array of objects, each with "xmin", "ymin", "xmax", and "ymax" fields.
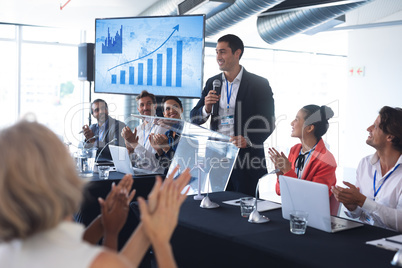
[{"xmin": 0, "ymin": 221, "xmax": 103, "ymax": 268}]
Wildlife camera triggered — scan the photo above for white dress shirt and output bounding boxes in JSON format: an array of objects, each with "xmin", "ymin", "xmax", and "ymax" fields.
[
  {"xmin": 133, "ymin": 119, "xmax": 168, "ymax": 173},
  {"xmin": 202, "ymin": 67, "xmax": 244, "ymax": 137},
  {"xmin": 345, "ymin": 153, "xmax": 402, "ymax": 232}
]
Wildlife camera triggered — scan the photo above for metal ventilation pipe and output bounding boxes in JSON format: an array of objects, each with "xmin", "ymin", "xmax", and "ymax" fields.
[
  {"xmin": 139, "ymin": 0, "xmax": 182, "ymax": 16},
  {"xmin": 205, "ymin": 0, "xmax": 284, "ymax": 37},
  {"xmin": 256, "ymin": 0, "xmax": 373, "ymax": 44},
  {"xmin": 139, "ymin": 0, "xmax": 285, "ymax": 37}
]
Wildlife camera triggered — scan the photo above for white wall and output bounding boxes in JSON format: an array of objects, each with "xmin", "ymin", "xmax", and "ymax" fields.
[{"xmin": 341, "ymin": 23, "xmax": 402, "ymax": 183}]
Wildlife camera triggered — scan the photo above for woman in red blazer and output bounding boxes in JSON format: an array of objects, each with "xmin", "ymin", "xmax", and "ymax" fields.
[{"xmin": 269, "ymin": 105, "xmax": 337, "ymax": 196}]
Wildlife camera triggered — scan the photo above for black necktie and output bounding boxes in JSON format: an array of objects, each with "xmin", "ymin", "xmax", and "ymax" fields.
[{"xmin": 295, "ymin": 152, "xmax": 309, "ymax": 172}]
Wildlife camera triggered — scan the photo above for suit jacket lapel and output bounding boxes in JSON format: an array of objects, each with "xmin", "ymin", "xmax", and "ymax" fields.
[
  {"xmin": 234, "ymin": 69, "xmax": 248, "ymax": 136},
  {"xmin": 301, "ymin": 140, "xmax": 323, "ymax": 180}
]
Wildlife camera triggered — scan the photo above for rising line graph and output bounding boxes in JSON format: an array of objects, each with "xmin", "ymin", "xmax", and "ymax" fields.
[{"xmin": 107, "ymin": 24, "xmax": 180, "ymax": 72}]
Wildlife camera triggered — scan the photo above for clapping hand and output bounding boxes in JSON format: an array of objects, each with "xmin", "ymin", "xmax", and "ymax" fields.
[
  {"xmin": 137, "ymin": 166, "xmax": 190, "ymax": 245},
  {"xmin": 122, "ymin": 126, "xmax": 139, "ymax": 150},
  {"xmin": 98, "ymin": 174, "xmax": 136, "ymax": 250},
  {"xmin": 268, "ymin": 147, "xmax": 291, "ymax": 174}
]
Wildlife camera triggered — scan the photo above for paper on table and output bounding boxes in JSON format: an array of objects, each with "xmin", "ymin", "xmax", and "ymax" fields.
[
  {"xmin": 222, "ymin": 199, "xmax": 281, "ymax": 212},
  {"xmin": 366, "ymin": 234, "xmax": 402, "ymax": 251},
  {"xmin": 386, "ymin": 234, "xmax": 402, "ymax": 245}
]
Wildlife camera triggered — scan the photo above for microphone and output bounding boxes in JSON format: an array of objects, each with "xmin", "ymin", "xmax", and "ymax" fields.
[
  {"xmin": 248, "ymin": 179, "xmax": 270, "ymax": 223},
  {"xmin": 95, "ymin": 138, "xmax": 117, "ymax": 163},
  {"xmin": 82, "ymin": 135, "xmax": 99, "ymax": 148},
  {"xmin": 211, "ymin": 79, "xmax": 221, "ymax": 116}
]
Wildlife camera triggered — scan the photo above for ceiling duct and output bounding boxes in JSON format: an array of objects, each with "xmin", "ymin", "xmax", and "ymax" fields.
[
  {"xmin": 256, "ymin": 0, "xmax": 373, "ymax": 44},
  {"xmin": 139, "ymin": 0, "xmax": 182, "ymax": 16},
  {"xmin": 140, "ymin": 0, "xmax": 286, "ymax": 39},
  {"xmin": 205, "ymin": 0, "xmax": 285, "ymax": 37},
  {"xmin": 178, "ymin": 0, "xmax": 235, "ymax": 19}
]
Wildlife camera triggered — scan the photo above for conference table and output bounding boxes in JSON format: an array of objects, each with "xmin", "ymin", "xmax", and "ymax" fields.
[{"xmin": 171, "ymin": 191, "xmax": 398, "ymax": 268}]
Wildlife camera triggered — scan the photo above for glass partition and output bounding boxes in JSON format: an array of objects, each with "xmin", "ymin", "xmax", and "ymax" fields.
[{"xmin": 130, "ymin": 114, "xmax": 239, "ymax": 194}]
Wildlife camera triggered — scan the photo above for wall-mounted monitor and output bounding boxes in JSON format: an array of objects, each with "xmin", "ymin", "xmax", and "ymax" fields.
[{"xmin": 94, "ymin": 15, "xmax": 205, "ymax": 98}]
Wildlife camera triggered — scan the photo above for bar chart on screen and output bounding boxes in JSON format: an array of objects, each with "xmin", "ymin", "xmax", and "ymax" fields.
[{"xmin": 94, "ymin": 15, "xmax": 204, "ymax": 98}]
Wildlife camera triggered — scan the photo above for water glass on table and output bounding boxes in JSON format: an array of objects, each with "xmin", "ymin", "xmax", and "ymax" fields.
[
  {"xmin": 240, "ymin": 197, "xmax": 256, "ymax": 218},
  {"xmin": 98, "ymin": 166, "xmax": 110, "ymax": 180},
  {"xmin": 290, "ymin": 210, "xmax": 309, "ymax": 235}
]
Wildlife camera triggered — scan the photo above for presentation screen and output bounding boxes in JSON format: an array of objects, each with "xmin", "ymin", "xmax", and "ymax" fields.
[{"xmin": 94, "ymin": 15, "xmax": 205, "ymax": 98}]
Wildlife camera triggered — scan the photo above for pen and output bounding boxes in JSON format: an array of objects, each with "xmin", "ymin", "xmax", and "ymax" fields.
[
  {"xmin": 235, "ymin": 199, "xmax": 263, "ymax": 203},
  {"xmin": 385, "ymin": 238, "xmax": 402, "ymax": 245},
  {"xmin": 377, "ymin": 243, "xmax": 399, "ymax": 251}
]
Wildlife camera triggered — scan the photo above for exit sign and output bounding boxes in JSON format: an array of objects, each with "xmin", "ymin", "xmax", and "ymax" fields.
[{"xmin": 349, "ymin": 66, "xmax": 365, "ymax": 77}]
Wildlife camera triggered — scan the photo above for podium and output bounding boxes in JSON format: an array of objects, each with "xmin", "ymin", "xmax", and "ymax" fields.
[{"xmin": 131, "ymin": 114, "xmax": 239, "ymax": 195}]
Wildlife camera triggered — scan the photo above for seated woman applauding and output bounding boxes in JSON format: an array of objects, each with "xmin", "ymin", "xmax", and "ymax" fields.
[
  {"xmin": 0, "ymin": 120, "xmax": 190, "ymax": 268},
  {"xmin": 269, "ymin": 105, "xmax": 337, "ymax": 196}
]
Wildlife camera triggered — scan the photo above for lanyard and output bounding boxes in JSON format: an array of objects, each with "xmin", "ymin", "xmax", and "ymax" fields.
[
  {"xmin": 226, "ymin": 79, "xmax": 233, "ymax": 111},
  {"xmin": 373, "ymin": 163, "xmax": 400, "ymax": 200},
  {"xmin": 143, "ymin": 123, "xmax": 154, "ymax": 147},
  {"xmin": 296, "ymin": 142, "xmax": 318, "ymax": 179}
]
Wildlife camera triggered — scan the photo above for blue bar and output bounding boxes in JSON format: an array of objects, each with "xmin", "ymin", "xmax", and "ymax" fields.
[
  {"xmin": 147, "ymin": 59, "xmax": 153, "ymax": 86},
  {"xmin": 129, "ymin": 67, "xmax": 134, "ymax": 85},
  {"xmin": 157, "ymin": 54, "xmax": 162, "ymax": 86},
  {"xmin": 176, "ymin": 41, "xmax": 182, "ymax": 87},
  {"xmin": 120, "ymin": 70, "xmax": 125, "ymax": 84},
  {"xmin": 138, "ymin": 63, "xmax": 143, "ymax": 85},
  {"xmin": 111, "ymin": 74, "xmax": 117, "ymax": 84},
  {"xmin": 166, "ymin": 48, "xmax": 172, "ymax": 87}
]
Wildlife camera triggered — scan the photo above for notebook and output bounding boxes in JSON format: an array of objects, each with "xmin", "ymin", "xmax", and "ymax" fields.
[
  {"xmin": 279, "ymin": 175, "xmax": 363, "ymax": 233},
  {"xmin": 109, "ymin": 145, "xmax": 159, "ymax": 176}
]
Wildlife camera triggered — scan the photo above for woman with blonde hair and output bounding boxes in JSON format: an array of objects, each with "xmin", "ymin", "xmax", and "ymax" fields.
[{"xmin": 0, "ymin": 120, "xmax": 190, "ymax": 268}]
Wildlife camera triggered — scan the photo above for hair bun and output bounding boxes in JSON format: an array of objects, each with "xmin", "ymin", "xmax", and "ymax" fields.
[{"xmin": 320, "ymin": 105, "xmax": 334, "ymax": 121}]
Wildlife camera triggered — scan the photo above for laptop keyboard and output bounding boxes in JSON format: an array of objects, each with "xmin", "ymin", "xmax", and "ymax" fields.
[{"xmin": 331, "ymin": 219, "xmax": 347, "ymax": 229}]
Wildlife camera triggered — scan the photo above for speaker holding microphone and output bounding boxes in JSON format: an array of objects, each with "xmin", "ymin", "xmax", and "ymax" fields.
[{"xmin": 211, "ymin": 79, "xmax": 221, "ymax": 116}]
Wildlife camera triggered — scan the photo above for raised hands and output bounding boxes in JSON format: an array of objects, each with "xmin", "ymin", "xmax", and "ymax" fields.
[
  {"xmin": 122, "ymin": 126, "xmax": 139, "ymax": 151},
  {"xmin": 331, "ymin": 182, "xmax": 366, "ymax": 211},
  {"xmin": 268, "ymin": 148, "xmax": 291, "ymax": 174},
  {"xmin": 99, "ymin": 174, "xmax": 136, "ymax": 248},
  {"xmin": 83, "ymin": 174, "xmax": 135, "ymax": 250},
  {"xmin": 82, "ymin": 124, "xmax": 95, "ymax": 142},
  {"xmin": 137, "ymin": 166, "xmax": 190, "ymax": 268},
  {"xmin": 149, "ymin": 133, "xmax": 169, "ymax": 156}
]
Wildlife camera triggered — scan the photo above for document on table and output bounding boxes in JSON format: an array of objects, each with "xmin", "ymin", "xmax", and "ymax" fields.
[
  {"xmin": 366, "ymin": 234, "xmax": 402, "ymax": 251},
  {"xmin": 222, "ymin": 199, "xmax": 281, "ymax": 212}
]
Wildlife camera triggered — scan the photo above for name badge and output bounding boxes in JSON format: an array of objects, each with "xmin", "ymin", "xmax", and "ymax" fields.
[{"xmin": 221, "ymin": 115, "xmax": 234, "ymax": 126}]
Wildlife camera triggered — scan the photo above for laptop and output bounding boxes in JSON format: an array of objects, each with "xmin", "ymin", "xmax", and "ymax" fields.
[
  {"xmin": 109, "ymin": 145, "xmax": 159, "ymax": 176},
  {"xmin": 279, "ymin": 175, "xmax": 363, "ymax": 233}
]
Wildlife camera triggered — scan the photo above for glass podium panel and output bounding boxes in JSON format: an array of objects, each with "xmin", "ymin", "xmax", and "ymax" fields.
[{"xmin": 130, "ymin": 114, "xmax": 239, "ymax": 194}]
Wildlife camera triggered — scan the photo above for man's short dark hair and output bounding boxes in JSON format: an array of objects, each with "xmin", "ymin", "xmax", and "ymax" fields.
[
  {"xmin": 91, "ymin": 99, "xmax": 108, "ymax": 114},
  {"xmin": 162, "ymin": 96, "xmax": 183, "ymax": 110},
  {"xmin": 379, "ymin": 106, "xmax": 402, "ymax": 152},
  {"xmin": 218, "ymin": 34, "xmax": 244, "ymax": 59},
  {"xmin": 136, "ymin": 90, "xmax": 156, "ymax": 104}
]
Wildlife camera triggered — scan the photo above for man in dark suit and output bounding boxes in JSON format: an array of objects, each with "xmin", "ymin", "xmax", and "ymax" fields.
[
  {"xmin": 82, "ymin": 99, "xmax": 126, "ymax": 160},
  {"xmin": 190, "ymin": 34, "xmax": 275, "ymax": 195}
]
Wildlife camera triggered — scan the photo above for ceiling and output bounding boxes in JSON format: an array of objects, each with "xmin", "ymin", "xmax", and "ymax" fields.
[
  {"xmin": 1, "ymin": 0, "xmax": 402, "ymax": 50},
  {"xmin": 0, "ymin": 0, "xmax": 160, "ymax": 29}
]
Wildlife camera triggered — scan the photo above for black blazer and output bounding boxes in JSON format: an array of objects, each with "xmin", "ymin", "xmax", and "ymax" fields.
[{"xmin": 190, "ymin": 69, "xmax": 275, "ymax": 147}]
